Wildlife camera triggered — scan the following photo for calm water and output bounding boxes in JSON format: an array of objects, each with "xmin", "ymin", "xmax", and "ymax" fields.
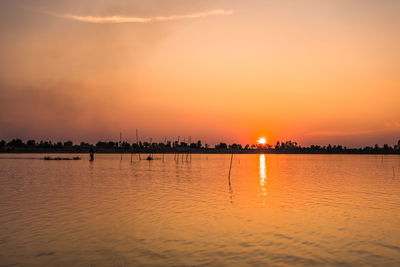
[{"xmin": 1, "ymin": 154, "xmax": 400, "ymax": 266}]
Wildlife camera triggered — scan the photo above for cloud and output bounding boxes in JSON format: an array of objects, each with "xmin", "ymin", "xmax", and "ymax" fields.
[
  {"xmin": 306, "ymin": 130, "xmax": 371, "ymax": 137},
  {"xmin": 384, "ymin": 121, "xmax": 400, "ymax": 129},
  {"xmin": 46, "ymin": 9, "xmax": 234, "ymax": 24},
  {"xmin": 307, "ymin": 122, "xmax": 400, "ymax": 137}
]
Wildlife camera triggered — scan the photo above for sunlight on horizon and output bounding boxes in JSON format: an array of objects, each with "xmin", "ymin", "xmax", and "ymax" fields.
[{"xmin": 258, "ymin": 138, "xmax": 267, "ymax": 145}]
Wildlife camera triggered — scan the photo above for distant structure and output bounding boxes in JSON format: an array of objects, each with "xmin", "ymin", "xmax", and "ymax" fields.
[{"xmin": 89, "ymin": 148, "xmax": 94, "ymax": 161}]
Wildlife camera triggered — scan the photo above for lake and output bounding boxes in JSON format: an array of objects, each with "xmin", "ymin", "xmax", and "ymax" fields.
[{"xmin": 1, "ymin": 154, "xmax": 400, "ymax": 266}]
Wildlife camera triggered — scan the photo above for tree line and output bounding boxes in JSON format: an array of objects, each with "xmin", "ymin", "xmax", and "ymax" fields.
[{"xmin": 1, "ymin": 138, "xmax": 399, "ymax": 154}]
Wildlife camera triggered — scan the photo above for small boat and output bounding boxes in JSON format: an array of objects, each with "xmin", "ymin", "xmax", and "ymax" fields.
[
  {"xmin": 44, "ymin": 156, "xmax": 81, "ymax": 161},
  {"xmin": 146, "ymin": 156, "xmax": 154, "ymax": 160}
]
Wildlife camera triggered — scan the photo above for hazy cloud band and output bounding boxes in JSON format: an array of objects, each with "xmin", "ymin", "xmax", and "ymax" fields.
[{"xmin": 48, "ymin": 9, "xmax": 234, "ymax": 23}]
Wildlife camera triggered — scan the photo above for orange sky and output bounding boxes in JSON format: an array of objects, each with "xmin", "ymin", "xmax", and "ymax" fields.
[{"xmin": 0, "ymin": 0, "xmax": 399, "ymax": 147}]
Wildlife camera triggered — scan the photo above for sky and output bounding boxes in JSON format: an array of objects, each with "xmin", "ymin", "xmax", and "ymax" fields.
[{"xmin": 0, "ymin": 0, "xmax": 399, "ymax": 147}]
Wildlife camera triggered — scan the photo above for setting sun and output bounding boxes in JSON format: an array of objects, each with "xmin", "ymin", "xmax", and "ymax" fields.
[{"xmin": 257, "ymin": 137, "xmax": 267, "ymax": 145}]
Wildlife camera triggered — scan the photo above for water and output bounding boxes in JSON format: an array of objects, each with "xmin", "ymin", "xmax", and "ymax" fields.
[{"xmin": 1, "ymin": 154, "xmax": 400, "ymax": 266}]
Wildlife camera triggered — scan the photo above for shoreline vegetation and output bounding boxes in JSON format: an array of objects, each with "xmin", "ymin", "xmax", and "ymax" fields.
[{"xmin": 1, "ymin": 139, "xmax": 400, "ymax": 154}]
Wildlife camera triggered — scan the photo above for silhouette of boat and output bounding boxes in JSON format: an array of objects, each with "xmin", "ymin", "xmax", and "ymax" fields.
[
  {"xmin": 44, "ymin": 156, "xmax": 81, "ymax": 160},
  {"xmin": 146, "ymin": 155, "xmax": 154, "ymax": 160}
]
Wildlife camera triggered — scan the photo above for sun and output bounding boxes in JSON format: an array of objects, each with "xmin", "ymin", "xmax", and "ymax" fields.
[{"xmin": 257, "ymin": 137, "xmax": 267, "ymax": 145}]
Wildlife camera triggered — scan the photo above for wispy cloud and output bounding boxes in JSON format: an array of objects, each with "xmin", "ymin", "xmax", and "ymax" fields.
[
  {"xmin": 306, "ymin": 130, "xmax": 371, "ymax": 137},
  {"xmin": 307, "ymin": 122, "xmax": 400, "ymax": 137},
  {"xmin": 46, "ymin": 9, "xmax": 234, "ymax": 24}
]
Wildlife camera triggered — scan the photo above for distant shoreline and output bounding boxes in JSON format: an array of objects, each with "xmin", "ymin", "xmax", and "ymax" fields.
[
  {"xmin": 2, "ymin": 138, "xmax": 399, "ymax": 155},
  {"xmin": 1, "ymin": 148, "xmax": 399, "ymax": 155}
]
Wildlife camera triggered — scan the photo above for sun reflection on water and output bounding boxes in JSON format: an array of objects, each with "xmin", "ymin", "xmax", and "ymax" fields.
[{"xmin": 259, "ymin": 154, "xmax": 267, "ymax": 198}]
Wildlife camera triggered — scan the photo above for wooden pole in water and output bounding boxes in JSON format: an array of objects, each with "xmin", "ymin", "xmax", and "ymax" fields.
[
  {"xmin": 120, "ymin": 132, "xmax": 122, "ymax": 161},
  {"xmin": 227, "ymin": 153, "xmax": 234, "ymax": 203},
  {"xmin": 228, "ymin": 153, "xmax": 234, "ymax": 183},
  {"xmin": 393, "ymin": 166, "xmax": 396, "ymax": 177}
]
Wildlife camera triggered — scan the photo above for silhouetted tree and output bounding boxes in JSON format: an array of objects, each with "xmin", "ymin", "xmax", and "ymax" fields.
[
  {"xmin": 327, "ymin": 144, "xmax": 332, "ymax": 152},
  {"xmin": 383, "ymin": 144, "xmax": 389, "ymax": 150},
  {"xmin": 64, "ymin": 141, "xmax": 73, "ymax": 147},
  {"xmin": 180, "ymin": 142, "xmax": 188, "ymax": 147},
  {"xmin": 80, "ymin": 142, "xmax": 91, "ymax": 148},
  {"xmin": 230, "ymin": 143, "xmax": 242, "ymax": 150},
  {"xmin": 0, "ymin": 140, "xmax": 5, "ymax": 148},
  {"xmin": 121, "ymin": 142, "xmax": 130, "ymax": 149},
  {"xmin": 7, "ymin": 139, "xmax": 24, "ymax": 147},
  {"xmin": 215, "ymin": 143, "xmax": 227, "ymax": 149},
  {"xmin": 96, "ymin": 141, "xmax": 106, "ymax": 148},
  {"xmin": 108, "ymin": 141, "xmax": 117, "ymax": 148},
  {"xmin": 157, "ymin": 142, "xmax": 163, "ymax": 148},
  {"xmin": 131, "ymin": 143, "xmax": 139, "ymax": 149},
  {"xmin": 190, "ymin": 143, "xmax": 197, "ymax": 148},
  {"xmin": 38, "ymin": 141, "xmax": 51, "ymax": 148},
  {"xmin": 26, "ymin": 140, "xmax": 36, "ymax": 147},
  {"xmin": 275, "ymin": 141, "xmax": 280, "ymax": 149}
]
